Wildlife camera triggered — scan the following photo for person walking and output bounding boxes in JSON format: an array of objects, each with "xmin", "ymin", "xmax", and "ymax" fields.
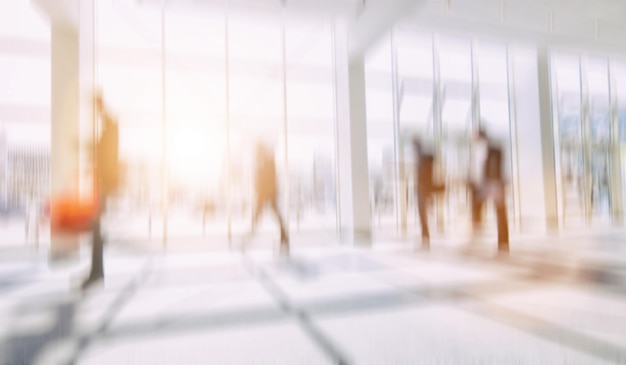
[
  {"xmin": 81, "ymin": 92, "xmax": 120, "ymax": 290},
  {"xmin": 412, "ymin": 137, "xmax": 445, "ymax": 250},
  {"xmin": 247, "ymin": 142, "xmax": 289, "ymax": 256}
]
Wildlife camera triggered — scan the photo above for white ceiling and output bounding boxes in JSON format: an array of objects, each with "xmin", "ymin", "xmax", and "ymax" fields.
[
  {"xmin": 138, "ymin": 0, "xmax": 361, "ymax": 18},
  {"xmin": 402, "ymin": 0, "xmax": 626, "ymax": 55}
]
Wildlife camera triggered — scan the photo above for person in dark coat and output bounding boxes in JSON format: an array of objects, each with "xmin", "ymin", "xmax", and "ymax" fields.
[
  {"xmin": 82, "ymin": 92, "xmax": 120, "ymax": 290},
  {"xmin": 470, "ymin": 127, "xmax": 509, "ymax": 254},
  {"xmin": 248, "ymin": 142, "xmax": 289, "ymax": 255},
  {"xmin": 482, "ymin": 143, "xmax": 509, "ymax": 253},
  {"xmin": 412, "ymin": 137, "xmax": 445, "ymax": 250}
]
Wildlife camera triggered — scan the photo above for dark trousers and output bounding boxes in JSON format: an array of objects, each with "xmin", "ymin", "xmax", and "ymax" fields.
[
  {"xmin": 87, "ymin": 196, "xmax": 106, "ymax": 280},
  {"xmin": 251, "ymin": 195, "xmax": 289, "ymax": 248},
  {"xmin": 417, "ymin": 190, "xmax": 430, "ymax": 244},
  {"xmin": 417, "ymin": 184, "xmax": 444, "ymax": 246},
  {"xmin": 470, "ymin": 182, "xmax": 509, "ymax": 252},
  {"xmin": 470, "ymin": 183, "xmax": 484, "ymax": 228},
  {"xmin": 495, "ymin": 198, "xmax": 509, "ymax": 252}
]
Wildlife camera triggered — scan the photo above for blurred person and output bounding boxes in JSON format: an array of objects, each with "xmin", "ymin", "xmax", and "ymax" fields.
[
  {"xmin": 483, "ymin": 142, "xmax": 509, "ymax": 253},
  {"xmin": 81, "ymin": 91, "xmax": 120, "ymax": 290},
  {"xmin": 469, "ymin": 128, "xmax": 509, "ymax": 254},
  {"xmin": 246, "ymin": 142, "xmax": 289, "ymax": 256},
  {"xmin": 412, "ymin": 137, "xmax": 445, "ymax": 250}
]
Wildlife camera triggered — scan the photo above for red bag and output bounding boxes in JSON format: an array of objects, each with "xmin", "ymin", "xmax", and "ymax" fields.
[
  {"xmin": 48, "ymin": 170, "xmax": 100, "ymax": 234},
  {"xmin": 49, "ymin": 194, "xmax": 99, "ymax": 234}
]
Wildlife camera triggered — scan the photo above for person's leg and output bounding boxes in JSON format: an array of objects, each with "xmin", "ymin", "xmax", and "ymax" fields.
[
  {"xmin": 90, "ymin": 218, "xmax": 104, "ymax": 277},
  {"xmin": 269, "ymin": 197, "xmax": 289, "ymax": 254},
  {"xmin": 417, "ymin": 190, "xmax": 430, "ymax": 249},
  {"xmin": 495, "ymin": 184, "xmax": 509, "ymax": 254},
  {"xmin": 471, "ymin": 184, "xmax": 484, "ymax": 233},
  {"xmin": 82, "ymin": 198, "xmax": 105, "ymax": 290},
  {"xmin": 248, "ymin": 198, "xmax": 265, "ymax": 239}
]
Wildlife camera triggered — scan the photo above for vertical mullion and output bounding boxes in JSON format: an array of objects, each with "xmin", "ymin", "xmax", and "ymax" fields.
[
  {"xmin": 330, "ymin": 20, "xmax": 342, "ymax": 236},
  {"xmin": 281, "ymin": 4, "xmax": 290, "ymax": 233},
  {"xmin": 580, "ymin": 55, "xmax": 592, "ymax": 223},
  {"xmin": 390, "ymin": 30, "xmax": 403, "ymax": 235},
  {"xmin": 161, "ymin": 0, "xmax": 168, "ymax": 250},
  {"xmin": 431, "ymin": 34, "xmax": 443, "ymax": 230},
  {"xmin": 608, "ymin": 60, "xmax": 623, "ymax": 223},
  {"xmin": 506, "ymin": 46, "xmax": 523, "ymax": 230},
  {"xmin": 225, "ymin": 2, "xmax": 232, "ymax": 246}
]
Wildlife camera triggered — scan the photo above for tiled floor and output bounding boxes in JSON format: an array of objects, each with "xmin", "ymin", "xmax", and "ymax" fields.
[{"xmin": 1, "ymin": 235, "xmax": 626, "ymax": 364}]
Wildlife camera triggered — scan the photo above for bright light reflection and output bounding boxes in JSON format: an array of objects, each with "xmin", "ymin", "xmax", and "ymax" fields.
[{"xmin": 173, "ymin": 128, "xmax": 205, "ymax": 159}]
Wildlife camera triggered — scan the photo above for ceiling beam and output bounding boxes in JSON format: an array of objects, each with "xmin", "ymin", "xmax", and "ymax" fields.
[
  {"xmin": 31, "ymin": 0, "xmax": 79, "ymax": 33},
  {"xmin": 404, "ymin": 14, "xmax": 626, "ymax": 59},
  {"xmin": 347, "ymin": 0, "xmax": 427, "ymax": 62}
]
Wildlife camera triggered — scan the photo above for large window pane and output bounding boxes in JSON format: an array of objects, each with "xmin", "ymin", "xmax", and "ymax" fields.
[
  {"xmin": 612, "ymin": 63, "xmax": 626, "ymax": 214},
  {"xmin": 286, "ymin": 18, "xmax": 336, "ymax": 233},
  {"xmin": 96, "ymin": 0, "xmax": 164, "ymax": 244},
  {"xmin": 395, "ymin": 29, "xmax": 433, "ymax": 234},
  {"xmin": 228, "ymin": 11, "xmax": 286, "ymax": 241},
  {"xmin": 552, "ymin": 53, "xmax": 585, "ymax": 220},
  {"xmin": 587, "ymin": 59, "xmax": 611, "ymax": 217},
  {"xmin": 439, "ymin": 36, "xmax": 472, "ymax": 225},
  {"xmin": 0, "ymin": 1, "xmax": 50, "ymax": 248},
  {"xmin": 366, "ymin": 37, "xmax": 395, "ymax": 230},
  {"xmin": 164, "ymin": 7, "xmax": 229, "ymax": 241}
]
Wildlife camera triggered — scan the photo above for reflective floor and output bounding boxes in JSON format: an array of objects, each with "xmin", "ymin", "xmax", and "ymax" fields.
[{"xmin": 1, "ymin": 231, "xmax": 626, "ymax": 364}]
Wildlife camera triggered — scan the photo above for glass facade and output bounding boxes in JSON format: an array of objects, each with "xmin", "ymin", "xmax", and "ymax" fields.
[
  {"xmin": 4, "ymin": 1, "xmax": 626, "ymax": 249},
  {"xmin": 551, "ymin": 52, "xmax": 624, "ymax": 225},
  {"xmin": 89, "ymin": 1, "xmax": 338, "ymax": 247},
  {"xmin": 365, "ymin": 28, "xmax": 515, "ymax": 237},
  {"xmin": 0, "ymin": 1, "xmax": 50, "ymax": 248}
]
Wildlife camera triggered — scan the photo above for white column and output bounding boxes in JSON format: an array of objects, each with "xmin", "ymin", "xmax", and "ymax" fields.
[
  {"xmin": 508, "ymin": 46, "xmax": 559, "ymax": 232},
  {"xmin": 334, "ymin": 21, "xmax": 372, "ymax": 244},
  {"xmin": 50, "ymin": 24, "xmax": 80, "ymax": 256},
  {"xmin": 78, "ymin": 0, "xmax": 95, "ymax": 197}
]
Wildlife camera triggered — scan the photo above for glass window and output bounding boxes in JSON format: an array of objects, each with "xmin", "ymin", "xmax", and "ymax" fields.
[
  {"xmin": 552, "ymin": 53, "xmax": 582, "ymax": 145},
  {"xmin": 286, "ymin": 19, "xmax": 336, "ymax": 232},
  {"xmin": 476, "ymin": 42, "xmax": 512, "ymax": 178},
  {"xmin": 612, "ymin": 63, "xmax": 626, "ymax": 213},
  {"xmin": 438, "ymin": 36, "xmax": 472, "ymax": 224},
  {"xmin": 96, "ymin": 0, "xmax": 164, "ymax": 243},
  {"xmin": 366, "ymin": 36, "xmax": 396, "ymax": 229},
  {"xmin": 164, "ymin": 7, "xmax": 229, "ymax": 239},
  {"xmin": 587, "ymin": 59, "xmax": 610, "ymax": 144},
  {"xmin": 0, "ymin": 2, "xmax": 50, "ymax": 248}
]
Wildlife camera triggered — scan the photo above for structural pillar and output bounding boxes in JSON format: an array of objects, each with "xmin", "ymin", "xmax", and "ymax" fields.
[
  {"xmin": 50, "ymin": 24, "xmax": 80, "ymax": 258},
  {"xmin": 508, "ymin": 46, "xmax": 559, "ymax": 233},
  {"xmin": 537, "ymin": 48, "xmax": 560, "ymax": 231},
  {"xmin": 334, "ymin": 21, "xmax": 372, "ymax": 244}
]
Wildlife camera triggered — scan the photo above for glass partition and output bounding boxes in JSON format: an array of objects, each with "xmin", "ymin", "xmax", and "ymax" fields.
[
  {"xmin": 0, "ymin": 1, "xmax": 50, "ymax": 248},
  {"xmin": 87, "ymin": 0, "xmax": 340, "ymax": 249},
  {"xmin": 438, "ymin": 36, "xmax": 473, "ymax": 228},
  {"xmin": 365, "ymin": 37, "xmax": 396, "ymax": 231},
  {"xmin": 551, "ymin": 53, "xmax": 585, "ymax": 221}
]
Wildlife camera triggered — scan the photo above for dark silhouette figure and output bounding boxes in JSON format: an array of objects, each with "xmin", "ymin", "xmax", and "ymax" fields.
[
  {"xmin": 484, "ymin": 144, "xmax": 509, "ymax": 252},
  {"xmin": 412, "ymin": 138, "xmax": 445, "ymax": 250},
  {"xmin": 249, "ymin": 142, "xmax": 289, "ymax": 255},
  {"xmin": 82, "ymin": 92, "xmax": 120, "ymax": 290},
  {"xmin": 469, "ymin": 129, "xmax": 509, "ymax": 254}
]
